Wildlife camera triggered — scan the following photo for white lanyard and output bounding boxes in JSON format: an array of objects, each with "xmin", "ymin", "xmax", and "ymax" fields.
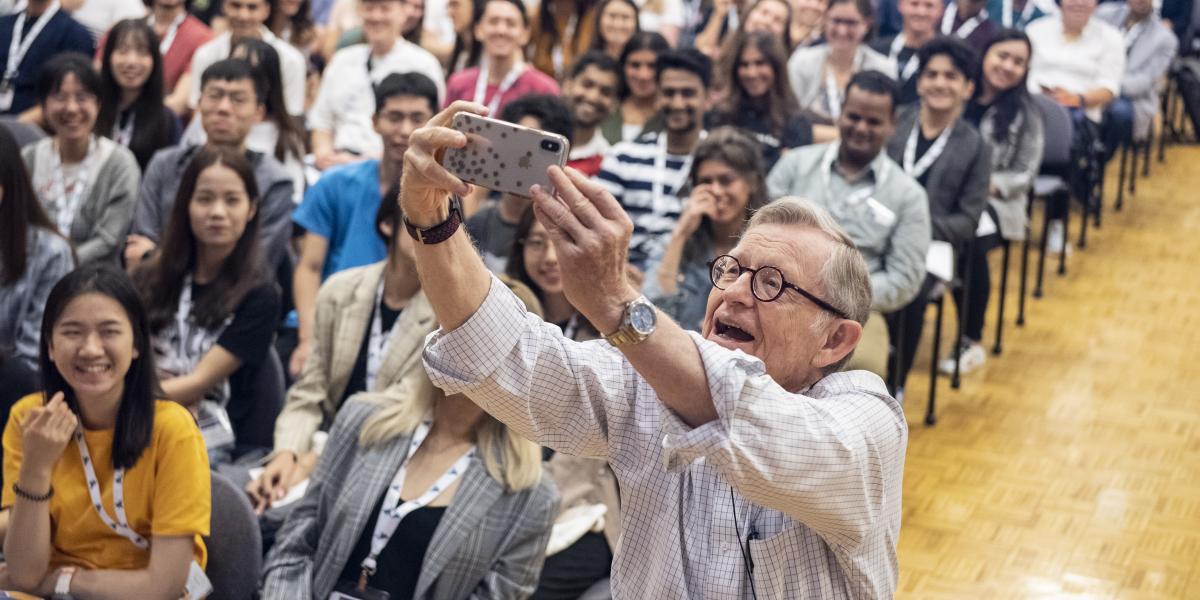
[
  {"xmin": 902, "ymin": 119, "xmax": 953, "ymax": 180},
  {"xmin": 360, "ymin": 418, "xmax": 475, "ymax": 580},
  {"xmin": 651, "ymin": 131, "xmax": 704, "ymax": 215},
  {"xmin": 889, "ymin": 34, "xmax": 919, "ymax": 83},
  {"xmin": 113, "ymin": 109, "xmax": 134, "ymax": 147},
  {"xmin": 48, "ymin": 136, "xmax": 98, "ymax": 235},
  {"xmin": 366, "ymin": 279, "xmax": 402, "ymax": 390},
  {"xmin": 824, "ymin": 51, "xmax": 864, "ymax": 121},
  {"xmin": 941, "ymin": 3, "xmax": 987, "ymax": 39},
  {"xmin": 1000, "ymin": 0, "xmax": 1035, "ymax": 28},
  {"xmin": 4, "ymin": 1, "xmax": 59, "ymax": 84},
  {"xmin": 473, "ymin": 58, "xmax": 524, "ymax": 114},
  {"xmin": 175, "ymin": 274, "xmax": 195, "ymax": 360},
  {"xmin": 74, "ymin": 428, "xmax": 150, "ymax": 549},
  {"xmin": 150, "ymin": 12, "xmax": 186, "ymax": 55}
]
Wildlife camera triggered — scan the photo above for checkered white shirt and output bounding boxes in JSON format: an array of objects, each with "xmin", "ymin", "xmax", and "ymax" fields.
[{"xmin": 423, "ymin": 277, "xmax": 908, "ymax": 599}]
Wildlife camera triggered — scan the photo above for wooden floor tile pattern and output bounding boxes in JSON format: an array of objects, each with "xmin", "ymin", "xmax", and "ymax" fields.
[{"xmin": 894, "ymin": 145, "xmax": 1200, "ymax": 599}]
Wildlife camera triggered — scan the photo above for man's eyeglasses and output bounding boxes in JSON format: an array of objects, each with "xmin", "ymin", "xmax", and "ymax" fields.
[{"xmin": 707, "ymin": 254, "xmax": 849, "ymax": 319}]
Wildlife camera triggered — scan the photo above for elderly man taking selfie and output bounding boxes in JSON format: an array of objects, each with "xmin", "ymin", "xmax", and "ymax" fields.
[{"xmin": 398, "ymin": 100, "xmax": 908, "ymax": 599}]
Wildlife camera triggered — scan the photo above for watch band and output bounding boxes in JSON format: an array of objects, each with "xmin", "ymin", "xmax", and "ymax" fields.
[
  {"xmin": 54, "ymin": 566, "xmax": 77, "ymax": 599},
  {"xmin": 404, "ymin": 197, "xmax": 464, "ymax": 245},
  {"xmin": 603, "ymin": 296, "xmax": 655, "ymax": 347}
]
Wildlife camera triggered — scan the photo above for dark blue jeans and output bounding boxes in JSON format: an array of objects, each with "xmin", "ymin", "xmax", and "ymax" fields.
[{"xmin": 1101, "ymin": 97, "xmax": 1136, "ymax": 163}]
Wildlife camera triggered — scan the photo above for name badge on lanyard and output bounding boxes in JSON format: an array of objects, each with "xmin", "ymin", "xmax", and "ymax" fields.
[
  {"xmin": 821, "ymin": 142, "xmax": 894, "ymax": 226},
  {"xmin": 1, "ymin": 1, "xmax": 61, "ymax": 111},
  {"xmin": 889, "ymin": 34, "xmax": 919, "ymax": 84},
  {"xmin": 366, "ymin": 280, "xmax": 403, "ymax": 390},
  {"xmin": 170, "ymin": 276, "xmax": 236, "ymax": 452},
  {"xmin": 151, "ymin": 12, "xmax": 186, "ymax": 55},
  {"xmin": 48, "ymin": 136, "xmax": 99, "ymax": 236},
  {"xmin": 902, "ymin": 120, "xmax": 953, "ymax": 180},
  {"xmin": 1001, "ymin": 0, "xmax": 1036, "ymax": 28},
  {"xmin": 941, "ymin": 3, "xmax": 988, "ymax": 39},
  {"xmin": 473, "ymin": 59, "xmax": 525, "ymax": 115},
  {"xmin": 824, "ymin": 51, "xmax": 865, "ymax": 121}
]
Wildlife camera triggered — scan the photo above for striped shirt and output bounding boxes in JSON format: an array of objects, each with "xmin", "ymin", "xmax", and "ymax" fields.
[
  {"xmin": 595, "ymin": 131, "xmax": 695, "ymax": 268},
  {"xmin": 423, "ymin": 276, "xmax": 908, "ymax": 599}
]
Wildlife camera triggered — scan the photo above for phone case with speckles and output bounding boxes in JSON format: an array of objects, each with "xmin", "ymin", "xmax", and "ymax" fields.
[{"xmin": 441, "ymin": 112, "xmax": 570, "ymax": 198}]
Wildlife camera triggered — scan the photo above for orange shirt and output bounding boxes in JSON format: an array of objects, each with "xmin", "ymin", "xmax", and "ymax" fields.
[{"xmin": 3, "ymin": 394, "xmax": 211, "ymax": 570}]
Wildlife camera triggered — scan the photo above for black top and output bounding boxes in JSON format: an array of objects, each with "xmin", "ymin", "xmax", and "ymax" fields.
[
  {"xmin": 704, "ymin": 108, "xmax": 813, "ymax": 171},
  {"xmin": 912, "ymin": 128, "xmax": 936, "ymax": 188},
  {"xmin": 869, "ymin": 36, "xmax": 919, "ymax": 106},
  {"xmin": 342, "ymin": 299, "xmax": 404, "ymax": 402},
  {"xmin": 963, "ymin": 99, "xmax": 988, "ymax": 129},
  {"xmin": 340, "ymin": 496, "xmax": 448, "ymax": 600}
]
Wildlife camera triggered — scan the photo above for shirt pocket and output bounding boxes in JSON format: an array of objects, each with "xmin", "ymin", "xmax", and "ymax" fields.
[{"xmin": 747, "ymin": 524, "xmax": 800, "ymax": 598}]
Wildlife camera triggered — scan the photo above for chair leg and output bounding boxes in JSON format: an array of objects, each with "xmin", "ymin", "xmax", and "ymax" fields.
[
  {"xmin": 1116, "ymin": 143, "xmax": 1128, "ymax": 212},
  {"xmin": 1078, "ymin": 184, "xmax": 1090, "ymax": 250},
  {"xmin": 890, "ymin": 313, "xmax": 904, "ymax": 397},
  {"xmin": 926, "ymin": 295, "xmax": 944, "ymax": 426},
  {"xmin": 952, "ymin": 242, "xmax": 973, "ymax": 389},
  {"xmin": 1035, "ymin": 200, "xmax": 1049, "ymax": 298},
  {"xmin": 1142, "ymin": 138, "xmax": 1151, "ymax": 177},
  {"xmin": 993, "ymin": 241, "xmax": 1010, "ymax": 355},
  {"xmin": 1018, "ymin": 230, "xmax": 1031, "ymax": 325},
  {"xmin": 1059, "ymin": 198, "xmax": 1070, "ymax": 276}
]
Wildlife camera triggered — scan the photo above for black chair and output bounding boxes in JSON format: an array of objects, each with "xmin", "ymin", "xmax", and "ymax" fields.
[
  {"xmin": 1028, "ymin": 96, "xmax": 1075, "ymax": 303},
  {"xmin": 205, "ymin": 472, "xmax": 263, "ymax": 600}
]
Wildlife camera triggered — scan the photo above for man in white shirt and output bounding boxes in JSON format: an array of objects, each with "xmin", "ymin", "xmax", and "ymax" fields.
[
  {"xmin": 309, "ymin": 0, "xmax": 444, "ymax": 170},
  {"xmin": 186, "ymin": 0, "xmax": 306, "ymax": 118},
  {"xmin": 1026, "ymin": 0, "xmax": 1125, "ymax": 125}
]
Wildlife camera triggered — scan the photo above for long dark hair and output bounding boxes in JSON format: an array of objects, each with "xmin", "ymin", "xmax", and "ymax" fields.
[
  {"xmin": 135, "ymin": 147, "xmax": 269, "ymax": 332},
  {"xmin": 39, "ymin": 264, "xmax": 160, "ymax": 470},
  {"xmin": 96, "ymin": 19, "xmax": 175, "ymax": 170},
  {"xmin": 229, "ymin": 39, "xmax": 306, "ymax": 163},
  {"xmin": 589, "ymin": 0, "xmax": 640, "ymax": 53},
  {"xmin": 617, "ymin": 30, "xmax": 669, "ymax": 100},
  {"xmin": 268, "ymin": 0, "xmax": 316, "ymax": 47},
  {"xmin": 743, "ymin": 0, "xmax": 795, "ymax": 50},
  {"xmin": 972, "ymin": 28, "xmax": 1033, "ymax": 144},
  {"xmin": 401, "ymin": 0, "xmax": 425, "ymax": 44},
  {"xmin": 0, "ymin": 127, "xmax": 63, "ymax": 285},
  {"xmin": 682, "ymin": 127, "xmax": 769, "ymax": 264},
  {"xmin": 716, "ymin": 30, "xmax": 798, "ymax": 136},
  {"xmin": 505, "ymin": 206, "xmax": 548, "ymax": 305},
  {"xmin": 448, "ymin": 0, "xmax": 484, "ymax": 72},
  {"xmin": 537, "ymin": 0, "xmax": 596, "ymax": 54}
]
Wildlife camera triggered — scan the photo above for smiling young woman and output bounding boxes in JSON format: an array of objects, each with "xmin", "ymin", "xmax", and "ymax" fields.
[{"xmin": 97, "ymin": 18, "xmax": 181, "ymax": 171}]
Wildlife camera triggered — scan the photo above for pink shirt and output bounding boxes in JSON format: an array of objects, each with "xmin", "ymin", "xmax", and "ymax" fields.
[
  {"xmin": 97, "ymin": 14, "xmax": 213, "ymax": 92},
  {"xmin": 444, "ymin": 65, "xmax": 560, "ymax": 114}
]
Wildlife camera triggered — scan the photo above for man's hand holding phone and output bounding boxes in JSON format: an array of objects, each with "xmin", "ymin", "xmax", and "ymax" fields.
[{"xmin": 400, "ymin": 101, "xmax": 488, "ymax": 226}]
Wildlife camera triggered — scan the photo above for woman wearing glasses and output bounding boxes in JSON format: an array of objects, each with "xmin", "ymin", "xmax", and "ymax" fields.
[
  {"xmin": 786, "ymin": 0, "xmax": 894, "ymax": 142},
  {"xmin": 643, "ymin": 128, "xmax": 769, "ymax": 331}
]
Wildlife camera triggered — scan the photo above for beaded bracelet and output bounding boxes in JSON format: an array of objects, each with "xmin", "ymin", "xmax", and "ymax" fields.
[{"xmin": 12, "ymin": 482, "xmax": 54, "ymax": 502}]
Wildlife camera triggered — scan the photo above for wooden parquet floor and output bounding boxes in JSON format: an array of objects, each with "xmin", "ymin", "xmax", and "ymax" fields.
[{"xmin": 895, "ymin": 145, "xmax": 1200, "ymax": 599}]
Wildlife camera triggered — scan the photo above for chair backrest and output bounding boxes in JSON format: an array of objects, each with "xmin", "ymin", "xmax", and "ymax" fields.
[
  {"xmin": 205, "ymin": 471, "xmax": 263, "ymax": 600},
  {"xmin": 0, "ymin": 117, "xmax": 47, "ymax": 148},
  {"xmin": 1032, "ymin": 94, "xmax": 1074, "ymax": 170}
]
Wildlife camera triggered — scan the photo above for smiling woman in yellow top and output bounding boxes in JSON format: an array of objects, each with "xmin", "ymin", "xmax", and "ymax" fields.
[{"xmin": 1, "ymin": 264, "xmax": 210, "ymax": 599}]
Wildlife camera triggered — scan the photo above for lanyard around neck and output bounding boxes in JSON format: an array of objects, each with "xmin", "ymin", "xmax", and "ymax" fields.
[
  {"xmin": 889, "ymin": 34, "xmax": 919, "ymax": 83},
  {"xmin": 902, "ymin": 118, "xmax": 954, "ymax": 179},
  {"xmin": 942, "ymin": 3, "xmax": 987, "ymax": 39},
  {"xmin": 150, "ymin": 12, "xmax": 186, "ymax": 55},
  {"xmin": 48, "ymin": 136, "xmax": 98, "ymax": 235},
  {"xmin": 75, "ymin": 428, "xmax": 150, "ymax": 549},
  {"xmin": 359, "ymin": 417, "xmax": 475, "ymax": 584},
  {"xmin": 1001, "ymin": 0, "xmax": 1036, "ymax": 28},
  {"xmin": 474, "ymin": 58, "xmax": 524, "ymax": 114},
  {"xmin": 366, "ymin": 278, "xmax": 403, "ymax": 390},
  {"xmin": 824, "ymin": 50, "xmax": 864, "ymax": 121},
  {"xmin": 4, "ymin": 1, "xmax": 60, "ymax": 82}
]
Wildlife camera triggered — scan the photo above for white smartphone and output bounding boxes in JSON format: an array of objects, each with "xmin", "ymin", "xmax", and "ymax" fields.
[{"xmin": 442, "ymin": 112, "xmax": 570, "ymax": 198}]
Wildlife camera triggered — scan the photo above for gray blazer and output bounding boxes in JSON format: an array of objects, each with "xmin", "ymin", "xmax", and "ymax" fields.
[
  {"xmin": 1096, "ymin": 4, "xmax": 1179, "ymax": 139},
  {"xmin": 787, "ymin": 44, "xmax": 896, "ymax": 122},
  {"xmin": 979, "ymin": 96, "xmax": 1044, "ymax": 241},
  {"xmin": 260, "ymin": 399, "xmax": 559, "ymax": 600},
  {"xmin": 886, "ymin": 106, "xmax": 992, "ymax": 247},
  {"xmin": 0, "ymin": 228, "xmax": 74, "ymax": 369}
]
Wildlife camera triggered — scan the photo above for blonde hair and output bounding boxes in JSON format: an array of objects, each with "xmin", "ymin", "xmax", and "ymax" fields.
[{"xmin": 356, "ymin": 370, "xmax": 544, "ymax": 492}]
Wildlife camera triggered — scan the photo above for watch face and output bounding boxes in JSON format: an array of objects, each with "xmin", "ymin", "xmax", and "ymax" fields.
[{"xmin": 629, "ymin": 302, "xmax": 657, "ymax": 335}]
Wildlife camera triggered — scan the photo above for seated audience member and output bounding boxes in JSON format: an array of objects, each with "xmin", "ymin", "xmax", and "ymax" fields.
[
  {"xmin": 644, "ymin": 128, "xmax": 769, "ymax": 332},
  {"xmin": 2, "ymin": 264, "xmax": 210, "ymax": 598},
  {"xmin": 870, "ymin": 0, "xmax": 944, "ymax": 105},
  {"xmin": 743, "ymin": 0, "xmax": 797, "ymax": 47},
  {"xmin": 598, "ymin": 31, "xmax": 670, "ymax": 144},
  {"xmin": 1095, "ymin": 0, "xmax": 1178, "ymax": 148},
  {"xmin": 597, "ymin": 48, "xmax": 712, "ymax": 271},
  {"xmin": 506, "ymin": 207, "xmax": 601, "ymax": 341},
  {"xmin": 707, "ymin": 30, "xmax": 813, "ymax": 170},
  {"xmin": 134, "ymin": 147, "xmax": 281, "ymax": 461},
  {"xmin": 258, "ymin": 386, "xmax": 558, "ymax": 599},
  {"xmin": 268, "ymin": 0, "xmax": 318, "ymax": 52},
  {"xmin": 1025, "ymin": 0, "xmax": 1124, "ymax": 251},
  {"xmin": 590, "ymin": 0, "xmax": 641, "ymax": 60},
  {"xmin": 531, "ymin": 0, "xmax": 598, "ymax": 79},
  {"xmin": 126, "ymin": 59, "xmax": 294, "ymax": 273},
  {"xmin": 227, "ymin": 38, "xmax": 308, "ymax": 201},
  {"xmin": 22, "ymin": 54, "xmax": 141, "ymax": 266},
  {"xmin": 310, "ymin": 0, "xmax": 445, "ymax": 170},
  {"xmin": 291, "ymin": 72, "xmax": 437, "ymax": 376},
  {"xmin": 0, "ymin": 127, "xmax": 75, "ymax": 372},
  {"xmin": 97, "ymin": 19, "xmax": 182, "ymax": 171},
  {"xmin": 439, "ymin": 0, "xmax": 481, "ymax": 73},
  {"xmin": 0, "ymin": 0, "xmax": 95, "ymax": 118},
  {"xmin": 883, "ymin": 36, "xmax": 990, "ymax": 393},
  {"xmin": 791, "ymin": 0, "xmax": 827, "ymax": 48},
  {"xmin": 443, "ymin": 0, "xmax": 559, "ymax": 114},
  {"xmin": 767, "ymin": 70, "xmax": 931, "ymax": 375},
  {"xmin": 562, "ymin": 51, "xmax": 622, "ymax": 177},
  {"xmin": 106, "ymin": 0, "xmax": 216, "ymax": 116},
  {"xmin": 466, "ymin": 94, "xmax": 575, "ymax": 273},
  {"xmin": 940, "ymin": 0, "xmax": 999, "ymax": 52},
  {"xmin": 787, "ymin": 0, "xmax": 895, "ymax": 143},
  {"xmin": 72, "ymin": 0, "xmax": 147, "ymax": 41},
  {"xmin": 695, "ymin": 0, "xmax": 793, "ymax": 57},
  {"xmin": 944, "ymin": 28, "xmax": 1042, "ymax": 374},
  {"xmin": 986, "ymin": 0, "xmax": 1055, "ymax": 30},
  {"xmin": 187, "ymin": 0, "xmax": 306, "ymax": 119}
]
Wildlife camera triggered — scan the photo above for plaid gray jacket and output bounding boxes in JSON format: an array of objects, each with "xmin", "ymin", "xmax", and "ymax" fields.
[{"xmin": 260, "ymin": 399, "xmax": 560, "ymax": 600}]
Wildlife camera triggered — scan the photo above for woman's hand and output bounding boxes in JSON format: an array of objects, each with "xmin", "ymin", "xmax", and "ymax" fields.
[
  {"xmin": 246, "ymin": 451, "xmax": 315, "ymax": 514},
  {"xmin": 400, "ymin": 101, "xmax": 490, "ymax": 227},
  {"xmin": 19, "ymin": 392, "xmax": 77, "ymax": 480},
  {"xmin": 676, "ymin": 186, "xmax": 718, "ymax": 238}
]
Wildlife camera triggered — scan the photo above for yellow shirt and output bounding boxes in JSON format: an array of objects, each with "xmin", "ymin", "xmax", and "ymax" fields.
[{"xmin": 3, "ymin": 394, "xmax": 211, "ymax": 570}]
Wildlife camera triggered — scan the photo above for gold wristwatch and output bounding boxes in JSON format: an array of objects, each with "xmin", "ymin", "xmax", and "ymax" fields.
[{"xmin": 603, "ymin": 296, "xmax": 657, "ymax": 347}]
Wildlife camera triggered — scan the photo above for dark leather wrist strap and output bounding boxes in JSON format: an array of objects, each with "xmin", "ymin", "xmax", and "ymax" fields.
[
  {"xmin": 404, "ymin": 196, "xmax": 464, "ymax": 245},
  {"xmin": 13, "ymin": 482, "xmax": 54, "ymax": 502}
]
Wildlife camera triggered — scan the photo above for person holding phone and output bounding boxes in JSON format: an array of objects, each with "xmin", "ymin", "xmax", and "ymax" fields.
[
  {"xmin": 1, "ymin": 264, "xmax": 210, "ymax": 599},
  {"xmin": 396, "ymin": 97, "xmax": 905, "ymax": 598}
]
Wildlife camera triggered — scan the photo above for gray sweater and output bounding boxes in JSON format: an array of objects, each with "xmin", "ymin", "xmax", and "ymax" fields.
[
  {"xmin": 22, "ymin": 137, "xmax": 141, "ymax": 265},
  {"xmin": 0, "ymin": 228, "xmax": 75, "ymax": 369}
]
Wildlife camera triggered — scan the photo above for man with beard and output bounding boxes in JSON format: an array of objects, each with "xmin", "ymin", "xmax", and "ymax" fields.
[
  {"xmin": 562, "ymin": 51, "xmax": 622, "ymax": 177},
  {"xmin": 596, "ymin": 48, "xmax": 712, "ymax": 271},
  {"xmin": 766, "ymin": 71, "xmax": 930, "ymax": 376}
]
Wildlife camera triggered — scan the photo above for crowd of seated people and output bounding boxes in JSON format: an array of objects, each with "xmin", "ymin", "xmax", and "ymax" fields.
[{"xmin": 0, "ymin": 0, "xmax": 1188, "ymax": 596}]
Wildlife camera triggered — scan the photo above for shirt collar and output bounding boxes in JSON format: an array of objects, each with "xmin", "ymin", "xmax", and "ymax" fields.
[{"xmin": 828, "ymin": 142, "xmax": 887, "ymax": 185}]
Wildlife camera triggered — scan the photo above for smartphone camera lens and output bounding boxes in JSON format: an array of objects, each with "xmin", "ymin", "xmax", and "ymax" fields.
[{"xmin": 540, "ymin": 140, "xmax": 561, "ymax": 153}]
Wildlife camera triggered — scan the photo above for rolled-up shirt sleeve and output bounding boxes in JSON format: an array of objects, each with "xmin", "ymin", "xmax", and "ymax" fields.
[
  {"xmin": 661, "ymin": 333, "xmax": 908, "ymax": 551},
  {"xmin": 423, "ymin": 276, "xmax": 631, "ymax": 460}
]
